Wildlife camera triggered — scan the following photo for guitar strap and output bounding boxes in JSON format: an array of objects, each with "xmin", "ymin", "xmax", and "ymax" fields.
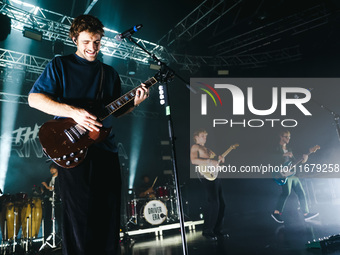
[{"xmin": 95, "ymin": 62, "xmax": 104, "ymax": 101}]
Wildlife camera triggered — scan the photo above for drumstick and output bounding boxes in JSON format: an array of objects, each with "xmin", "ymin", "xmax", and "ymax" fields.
[{"xmin": 151, "ymin": 176, "xmax": 158, "ymax": 188}]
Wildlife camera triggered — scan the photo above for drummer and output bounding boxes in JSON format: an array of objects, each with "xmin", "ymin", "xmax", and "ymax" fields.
[
  {"xmin": 137, "ymin": 175, "xmax": 156, "ymax": 198},
  {"xmin": 41, "ymin": 163, "xmax": 61, "ymax": 238},
  {"xmin": 41, "ymin": 164, "xmax": 59, "ymax": 193}
]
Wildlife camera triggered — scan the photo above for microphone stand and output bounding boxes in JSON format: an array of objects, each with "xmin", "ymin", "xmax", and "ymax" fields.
[
  {"xmin": 126, "ymin": 35, "xmax": 189, "ymax": 255},
  {"xmin": 310, "ymin": 98, "xmax": 340, "ymax": 142}
]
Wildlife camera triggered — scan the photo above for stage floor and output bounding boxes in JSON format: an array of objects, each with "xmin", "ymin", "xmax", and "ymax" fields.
[
  {"xmin": 120, "ymin": 208, "xmax": 340, "ymax": 255},
  {"xmin": 2, "ymin": 204, "xmax": 340, "ymax": 254}
]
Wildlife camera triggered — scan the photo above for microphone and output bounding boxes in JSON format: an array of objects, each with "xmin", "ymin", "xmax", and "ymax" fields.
[{"xmin": 115, "ymin": 24, "xmax": 143, "ymax": 41}]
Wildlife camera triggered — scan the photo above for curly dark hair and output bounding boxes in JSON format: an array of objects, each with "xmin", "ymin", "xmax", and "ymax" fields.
[{"xmin": 69, "ymin": 14, "xmax": 104, "ymax": 40}]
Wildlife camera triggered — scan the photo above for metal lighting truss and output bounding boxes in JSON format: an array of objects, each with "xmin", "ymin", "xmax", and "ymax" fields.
[
  {"xmin": 0, "ymin": 0, "xmax": 314, "ymax": 73},
  {"xmin": 209, "ymin": 4, "xmax": 331, "ymax": 55},
  {"xmin": 0, "ymin": 47, "xmax": 142, "ymax": 87},
  {"xmin": 0, "ymin": 92, "xmax": 28, "ymax": 104},
  {"xmin": 0, "ymin": 48, "xmax": 159, "ymax": 118},
  {"xmin": 166, "ymin": 45, "xmax": 302, "ymax": 71},
  {"xmin": 0, "ymin": 0, "xmax": 166, "ymax": 64},
  {"xmin": 157, "ymin": 0, "xmax": 243, "ymax": 47},
  {"xmin": 155, "ymin": 0, "xmax": 303, "ymax": 71}
]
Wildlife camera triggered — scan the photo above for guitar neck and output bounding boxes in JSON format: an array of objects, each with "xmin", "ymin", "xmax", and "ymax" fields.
[
  {"xmin": 221, "ymin": 147, "xmax": 233, "ymax": 158},
  {"xmin": 292, "ymin": 150, "xmax": 316, "ymax": 167},
  {"xmin": 99, "ymin": 76, "xmax": 158, "ymax": 121},
  {"xmin": 217, "ymin": 147, "xmax": 234, "ymax": 164}
]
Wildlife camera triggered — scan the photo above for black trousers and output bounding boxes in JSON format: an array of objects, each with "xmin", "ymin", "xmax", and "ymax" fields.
[
  {"xmin": 57, "ymin": 146, "xmax": 121, "ymax": 255},
  {"xmin": 201, "ymin": 178, "xmax": 225, "ymax": 234}
]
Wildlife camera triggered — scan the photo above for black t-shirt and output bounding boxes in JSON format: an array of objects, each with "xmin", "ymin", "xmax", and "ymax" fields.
[{"xmin": 30, "ymin": 54, "xmax": 121, "ymax": 152}]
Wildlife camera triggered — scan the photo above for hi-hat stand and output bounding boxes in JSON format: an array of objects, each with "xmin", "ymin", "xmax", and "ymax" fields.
[
  {"xmin": 39, "ymin": 186, "xmax": 61, "ymax": 252},
  {"xmin": 125, "ymin": 34, "xmax": 191, "ymax": 255}
]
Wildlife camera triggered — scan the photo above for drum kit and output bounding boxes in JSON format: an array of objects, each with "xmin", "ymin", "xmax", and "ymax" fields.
[
  {"xmin": 0, "ymin": 187, "xmax": 60, "ymax": 254},
  {"xmin": 126, "ymin": 185, "xmax": 179, "ymax": 228}
]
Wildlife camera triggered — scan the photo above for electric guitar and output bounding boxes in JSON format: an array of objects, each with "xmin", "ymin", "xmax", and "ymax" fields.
[
  {"xmin": 197, "ymin": 144, "xmax": 239, "ymax": 181},
  {"xmin": 39, "ymin": 70, "xmax": 173, "ymax": 168},
  {"xmin": 273, "ymin": 145, "xmax": 320, "ymax": 185}
]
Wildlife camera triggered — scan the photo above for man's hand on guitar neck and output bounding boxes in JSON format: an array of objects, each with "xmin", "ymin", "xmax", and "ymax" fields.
[
  {"xmin": 134, "ymin": 84, "xmax": 149, "ymax": 107},
  {"xmin": 302, "ymin": 154, "xmax": 308, "ymax": 163}
]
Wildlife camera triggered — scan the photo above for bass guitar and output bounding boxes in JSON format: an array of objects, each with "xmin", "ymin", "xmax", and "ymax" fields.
[
  {"xmin": 273, "ymin": 145, "xmax": 320, "ymax": 185},
  {"xmin": 197, "ymin": 144, "xmax": 239, "ymax": 181},
  {"xmin": 39, "ymin": 70, "xmax": 172, "ymax": 168}
]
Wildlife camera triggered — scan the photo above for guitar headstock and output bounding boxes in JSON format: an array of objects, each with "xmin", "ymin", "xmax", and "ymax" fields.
[
  {"xmin": 231, "ymin": 144, "xmax": 239, "ymax": 149},
  {"xmin": 309, "ymin": 145, "xmax": 320, "ymax": 154}
]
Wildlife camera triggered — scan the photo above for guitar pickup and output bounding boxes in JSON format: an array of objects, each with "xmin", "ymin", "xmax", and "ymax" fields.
[{"xmin": 64, "ymin": 129, "xmax": 76, "ymax": 143}]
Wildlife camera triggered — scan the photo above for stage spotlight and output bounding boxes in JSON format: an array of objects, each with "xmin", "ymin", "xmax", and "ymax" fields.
[
  {"xmin": 127, "ymin": 60, "xmax": 137, "ymax": 76},
  {"xmin": 0, "ymin": 14, "xmax": 11, "ymax": 41},
  {"xmin": 23, "ymin": 27, "xmax": 42, "ymax": 41}
]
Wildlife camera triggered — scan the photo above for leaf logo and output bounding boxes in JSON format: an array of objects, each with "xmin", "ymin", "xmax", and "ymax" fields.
[{"xmin": 198, "ymin": 82, "xmax": 222, "ymax": 107}]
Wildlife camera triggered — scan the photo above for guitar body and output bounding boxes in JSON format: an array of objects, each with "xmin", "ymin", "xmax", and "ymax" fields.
[
  {"xmin": 273, "ymin": 145, "xmax": 320, "ymax": 185},
  {"xmin": 37, "ymin": 71, "xmax": 173, "ymax": 169},
  {"xmin": 273, "ymin": 161, "xmax": 295, "ymax": 185},
  {"xmin": 39, "ymin": 118, "xmax": 111, "ymax": 168},
  {"xmin": 197, "ymin": 144, "xmax": 239, "ymax": 181},
  {"xmin": 197, "ymin": 164, "xmax": 219, "ymax": 181}
]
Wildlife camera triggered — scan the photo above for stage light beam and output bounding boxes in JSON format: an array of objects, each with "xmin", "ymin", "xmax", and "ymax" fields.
[
  {"xmin": 0, "ymin": 30, "xmax": 30, "ymax": 192},
  {"xmin": 128, "ymin": 119, "xmax": 146, "ymax": 190}
]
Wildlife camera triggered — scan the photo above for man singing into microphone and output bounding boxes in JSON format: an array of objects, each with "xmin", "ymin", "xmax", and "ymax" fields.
[{"xmin": 28, "ymin": 15, "xmax": 149, "ymax": 255}]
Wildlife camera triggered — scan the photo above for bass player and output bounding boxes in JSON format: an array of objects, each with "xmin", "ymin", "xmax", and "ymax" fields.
[{"xmin": 271, "ymin": 130, "xmax": 319, "ymax": 224}]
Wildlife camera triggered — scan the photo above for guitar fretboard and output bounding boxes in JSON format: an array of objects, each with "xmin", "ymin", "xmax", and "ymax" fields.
[
  {"xmin": 99, "ymin": 76, "xmax": 158, "ymax": 121},
  {"xmin": 220, "ymin": 144, "xmax": 239, "ymax": 158},
  {"xmin": 221, "ymin": 148, "xmax": 233, "ymax": 158}
]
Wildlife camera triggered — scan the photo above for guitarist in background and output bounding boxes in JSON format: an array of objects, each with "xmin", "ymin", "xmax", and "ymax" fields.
[
  {"xmin": 190, "ymin": 129, "xmax": 228, "ymax": 240},
  {"xmin": 28, "ymin": 15, "xmax": 149, "ymax": 255},
  {"xmin": 271, "ymin": 130, "xmax": 319, "ymax": 224}
]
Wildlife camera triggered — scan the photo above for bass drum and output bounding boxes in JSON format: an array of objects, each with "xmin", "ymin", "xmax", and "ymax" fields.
[
  {"xmin": 142, "ymin": 200, "xmax": 167, "ymax": 225},
  {"xmin": 21, "ymin": 197, "xmax": 42, "ymax": 238}
]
